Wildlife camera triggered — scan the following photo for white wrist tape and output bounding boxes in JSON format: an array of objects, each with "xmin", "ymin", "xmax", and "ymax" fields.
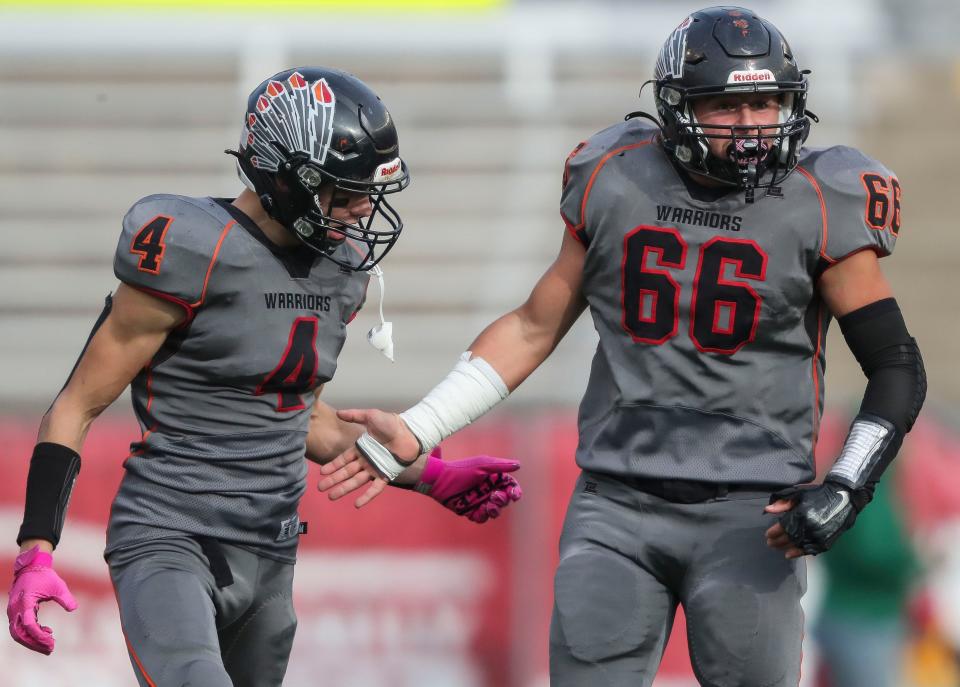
[
  {"xmin": 355, "ymin": 432, "xmax": 415, "ymax": 482},
  {"xmin": 399, "ymin": 352, "xmax": 509, "ymax": 454},
  {"xmin": 827, "ymin": 417, "xmax": 893, "ymax": 489}
]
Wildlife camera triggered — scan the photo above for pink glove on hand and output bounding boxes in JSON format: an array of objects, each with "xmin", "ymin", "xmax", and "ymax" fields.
[
  {"xmin": 416, "ymin": 447, "xmax": 523, "ymax": 523},
  {"xmin": 7, "ymin": 546, "xmax": 77, "ymax": 655}
]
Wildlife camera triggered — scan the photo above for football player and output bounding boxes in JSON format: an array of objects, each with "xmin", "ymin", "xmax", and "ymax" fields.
[
  {"xmin": 316, "ymin": 8, "xmax": 926, "ymax": 686},
  {"xmin": 7, "ymin": 67, "xmax": 521, "ymax": 687}
]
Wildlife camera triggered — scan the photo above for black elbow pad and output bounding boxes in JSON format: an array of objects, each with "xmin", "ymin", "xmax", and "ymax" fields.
[
  {"xmin": 827, "ymin": 299, "xmax": 926, "ymax": 506},
  {"xmin": 838, "ymin": 298, "xmax": 926, "ymax": 433}
]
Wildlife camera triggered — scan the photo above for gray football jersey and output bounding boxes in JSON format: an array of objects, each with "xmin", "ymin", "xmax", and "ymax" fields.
[
  {"xmin": 106, "ymin": 194, "xmax": 369, "ymax": 562},
  {"xmin": 561, "ymin": 120, "xmax": 899, "ymax": 485}
]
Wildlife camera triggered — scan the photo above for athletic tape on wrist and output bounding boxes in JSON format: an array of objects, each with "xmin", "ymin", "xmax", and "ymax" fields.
[
  {"xmin": 399, "ymin": 352, "xmax": 509, "ymax": 454},
  {"xmin": 827, "ymin": 414, "xmax": 896, "ymax": 490},
  {"xmin": 355, "ymin": 432, "xmax": 415, "ymax": 482}
]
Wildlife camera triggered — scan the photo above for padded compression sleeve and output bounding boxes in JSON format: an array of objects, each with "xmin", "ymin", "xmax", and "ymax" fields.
[
  {"xmin": 837, "ymin": 297, "xmax": 926, "ymax": 433},
  {"xmin": 826, "ymin": 298, "xmax": 926, "ymax": 502}
]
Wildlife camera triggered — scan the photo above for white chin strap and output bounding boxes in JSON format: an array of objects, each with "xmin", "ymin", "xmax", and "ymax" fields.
[
  {"xmin": 236, "ymin": 160, "xmax": 257, "ymax": 192},
  {"xmin": 366, "ymin": 265, "xmax": 394, "ymax": 362}
]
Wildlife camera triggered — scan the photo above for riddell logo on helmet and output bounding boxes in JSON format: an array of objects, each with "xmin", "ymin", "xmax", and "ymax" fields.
[
  {"xmin": 728, "ymin": 69, "xmax": 776, "ymax": 83},
  {"xmin": 375, "ymin": 159, "xmax": 402, "ymax": 181}
]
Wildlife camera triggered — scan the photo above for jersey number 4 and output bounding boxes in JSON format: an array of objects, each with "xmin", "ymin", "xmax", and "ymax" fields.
[
  {"xmin": 622, "ymin": 227, "xmax": 767, "ymax": 355},
  {"xmin": 256, "ymin": 317, "xmax": 319, "ymax": 412},
  {"xmin": 130, "ymin": 215, "xmax": 173, "ymax": 274}
]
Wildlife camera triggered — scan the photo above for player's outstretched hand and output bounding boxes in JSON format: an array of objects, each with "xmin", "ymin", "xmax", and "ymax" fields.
[
  {"xmin": 7, "ymin": 546, "xmax": 77, "ymax": 655},
  {"xmin": 318, "ymin": 408, "xmax": 420, "ymax": 508},
  {"xmin": 417, "ymin": 447, "xmax": 523, "ymax": 523}
]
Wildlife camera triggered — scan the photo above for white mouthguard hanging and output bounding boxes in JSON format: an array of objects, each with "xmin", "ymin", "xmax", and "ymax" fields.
[{"xmin": 366, "ymin": 264, "xmax": 395, "ymax": 362}]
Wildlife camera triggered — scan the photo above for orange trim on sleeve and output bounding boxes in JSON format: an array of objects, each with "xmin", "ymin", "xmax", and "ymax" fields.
[
  {"xmin": 189, "ymin": 220, "xmax": 235, "ymax": 309},
  {"xmin": 795, "ymin": 166, "xmax": 835, "ymax": 265},
  {"xmin": 561, "ymin": 212, "xmax": 588, "ymax": 248},
  {"xmin": 562, "ymin": 140, "xmax": 587, "ymax": 191},
  {"xmin": 569, "ymin": 141, "xmax": 653, "ymax": 233},
  {"xmin": 127, "ymin": 285, "xmax": 194, "ymax": 323}
]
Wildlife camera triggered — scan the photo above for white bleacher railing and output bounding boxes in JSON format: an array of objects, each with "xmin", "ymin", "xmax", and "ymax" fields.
[{"xmin": 0, "ymin": 2, "xmax": 880, "ymax": 408}]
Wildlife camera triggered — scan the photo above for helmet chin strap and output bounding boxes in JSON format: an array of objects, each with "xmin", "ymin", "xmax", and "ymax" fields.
[{"xmin": 235, "ymin": 160, "xmax": 257, "ymax": 192}]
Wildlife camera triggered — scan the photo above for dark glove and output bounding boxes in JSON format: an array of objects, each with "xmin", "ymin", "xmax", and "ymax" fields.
[{"xmin": 769, "ymin": 480, "xmax": 862, "ymax": 555}]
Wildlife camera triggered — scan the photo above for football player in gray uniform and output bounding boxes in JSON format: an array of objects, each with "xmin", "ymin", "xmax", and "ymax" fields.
[
  {"xmin": 8, "ymin": 67, "xmax": 521, "ymax": 687},
  {"xmin": 317, "ymin": 7, "xmax": 926, "ymax": 686}
]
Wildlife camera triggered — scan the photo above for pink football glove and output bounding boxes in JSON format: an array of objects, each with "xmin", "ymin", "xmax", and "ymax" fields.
[
  {"xmin": 415, "ymin": 447, "xmax": 523, "ymax": 523},
  {"xmin": 7, "ymin": 546, "xmax": 77, "ymax": 655}
]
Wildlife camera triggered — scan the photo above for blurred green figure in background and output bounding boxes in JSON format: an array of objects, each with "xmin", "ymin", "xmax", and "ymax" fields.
[{"xmin": 815, "ymin": 464, "xmax": 920, "ymax": 687}]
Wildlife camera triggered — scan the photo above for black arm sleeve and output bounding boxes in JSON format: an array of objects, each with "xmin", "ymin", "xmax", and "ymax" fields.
[
  {"xmin": 828, "ymin": 298, "xmax": 926, "ymax": 508},
  {"xmin": 17, "ymin": 442, "xmax": 81, "ymax": 547},
  {"xmin": 838, "ymin": 297, "xmax": 926, "ymax": 433}
]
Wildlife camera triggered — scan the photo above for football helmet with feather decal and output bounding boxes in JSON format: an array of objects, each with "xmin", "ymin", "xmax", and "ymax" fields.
[{"xmin": 229, "ymin": 67, "xmax": 409, "ymax": 270}]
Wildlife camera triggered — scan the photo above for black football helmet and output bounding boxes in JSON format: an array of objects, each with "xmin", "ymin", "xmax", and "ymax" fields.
[
  {"xmin": 228, "ymin": 67, "xmax": 409, "ymax": 270},
  {"xmin": 650, "ymin": 7, "xmax": 814, "ymax": 191}
]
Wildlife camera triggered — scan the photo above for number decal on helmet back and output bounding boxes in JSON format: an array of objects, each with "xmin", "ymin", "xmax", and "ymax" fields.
[{"xmin": 130, "ymin": 215, "xmax": 173, "ymax": 274}]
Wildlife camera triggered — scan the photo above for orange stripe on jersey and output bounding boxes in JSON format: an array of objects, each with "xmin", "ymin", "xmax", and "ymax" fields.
[
  {"xmin": 811, "ymin": 301, "xmax": 825, "ymax": 445},
  {"xmin": 795, "ymin": 166, "xmax": 835, "ymax": 265},
  {"xmin": 190, "ymin": 220, "xmax": 236, "ymax": 308},
  {"xmin": 123, "ymin": 634, "xmax": 158, "ymax": 687},
  {"xmin": 141, "ymin": 364, "xmax": 159, "ymax": 445},
  {"xmin": 110, "ymin": 580, "xmax": 158, "ymax": 687},
  {"xmin": 570, "ymin": 141, "xmax": 654, "ymax": 233}
]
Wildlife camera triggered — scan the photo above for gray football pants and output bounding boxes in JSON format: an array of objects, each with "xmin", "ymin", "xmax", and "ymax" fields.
[
  {"xmin": 107, "ymin": 535, "xmax": 296, "ymax": 687},
  {"xmin": 550, "ymin": 471, "xmax": 806, "ymax": 687}
]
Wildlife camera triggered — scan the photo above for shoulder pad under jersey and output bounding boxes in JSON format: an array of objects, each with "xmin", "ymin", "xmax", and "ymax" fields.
[
  {"xmin": 560, "ymin": 119, "xmax": 659, "ymax": 247},
  {"xmin": 798, "ymin": 146, "xmax": 900, "ymax": 262},
  {"xmin": 114, "ymin": 195, "xmax": 233, "ymax": 312}
]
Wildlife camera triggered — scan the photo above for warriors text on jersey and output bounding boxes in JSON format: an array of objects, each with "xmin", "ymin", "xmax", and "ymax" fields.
[
  {"xmin": 561, "ymin": 120, "xmax": 899, "ymax": 485},
  {"xmin": 106, "ymin": 195, "xmax": 369, "ymax": 562}
]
